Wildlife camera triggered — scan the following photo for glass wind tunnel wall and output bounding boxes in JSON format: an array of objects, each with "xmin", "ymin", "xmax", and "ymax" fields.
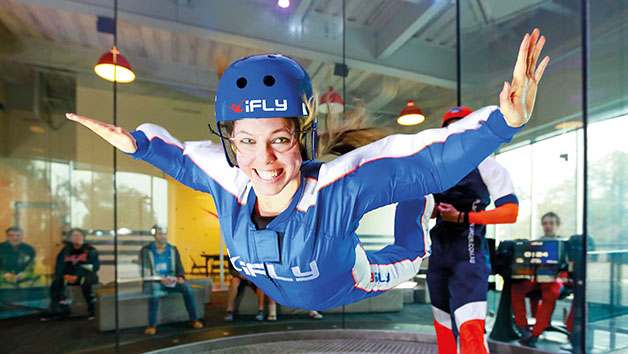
[
  {"xmin": 460, "ymin": 1, "xmax": 587, "ymax": 352},
  {"xmin": 585, "ymin": 1, "xmax": 628, "ymax": 352}
]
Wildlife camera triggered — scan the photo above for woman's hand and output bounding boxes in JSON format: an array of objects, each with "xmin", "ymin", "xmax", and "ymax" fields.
[
  {"xmin": 499, "ymin": 28, "xmax": 550, "ymax": 128},
  {"xmin": 66, "ymin": 113, "xmax": 138, "ymax": 154}
]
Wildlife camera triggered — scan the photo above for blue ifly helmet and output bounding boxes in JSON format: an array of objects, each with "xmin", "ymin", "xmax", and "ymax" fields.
[{"xmin": 213, "ymin": 54, "xmax": 316, "ymax": 167}]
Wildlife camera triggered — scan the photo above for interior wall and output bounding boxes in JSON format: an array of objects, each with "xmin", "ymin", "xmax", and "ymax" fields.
[{"xmin": 167, "ymin": 176, "xmax": 223, "ymax": 274}]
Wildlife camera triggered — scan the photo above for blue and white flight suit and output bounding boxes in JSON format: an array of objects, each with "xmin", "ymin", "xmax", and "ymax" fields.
[
  {"xmin": 127, "ymin": 106, "xmax": 521, "ymax": 311},
  {"xmin": 428, "ymin": 157, "xmax": 518, "ymax": 353}
]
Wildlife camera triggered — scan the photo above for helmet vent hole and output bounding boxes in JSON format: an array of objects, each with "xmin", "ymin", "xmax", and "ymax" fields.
[
  {"xmin": 236, "ymin": 77, "xmax": 247, "ymax": 88},
  {"xmin": 263, "ymin": 75, "xmax": 276, "ymax": 87}
]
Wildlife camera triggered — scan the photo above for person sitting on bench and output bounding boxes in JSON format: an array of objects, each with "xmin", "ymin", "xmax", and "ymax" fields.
[
  {"xmin": 0, "ymin": 226, "xmax": 37, "ymax": 287},
  {"xmin": 49, "ymin": 228, "xmax": 99, "ymax": 319},
  {"xmin": 139, "ymin": 225, "xmax": 203, "ymax": 335}
]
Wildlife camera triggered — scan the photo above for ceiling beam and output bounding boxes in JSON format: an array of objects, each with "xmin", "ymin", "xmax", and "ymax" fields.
[
  {"xmin": 375, "ymin": 0, "xmax": 450, "ymax": 60},
  {"xmin": 364, "ymin": 76, "xmax": 399, "ymax": 111},
  {"xmin": 15, "ymin": 0, "xmax": 457, "ymax": 89},
  {"xmin": 541, "ymin": 2, "xmax": 578, "ymax": 17},
  {"xmin": 290, "ymin": 0, "xmax": 313, "ymax": 24}
]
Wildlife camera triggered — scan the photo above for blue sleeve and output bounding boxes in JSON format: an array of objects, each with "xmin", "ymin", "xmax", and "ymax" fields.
[
  {"xmin": 127, "ymin": 123, "xmax": 252, "ymax": 209},
  {"xmin": 316, "ymin": 106, "xmax": 521, "ymax": 230}
]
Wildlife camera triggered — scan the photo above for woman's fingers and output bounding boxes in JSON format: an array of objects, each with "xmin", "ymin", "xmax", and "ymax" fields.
[
  {"xmin": 526, "ymin": 29, "xmax": 540, "ymax": 67},
  {"xmin": 534, "ymin": 56, "xmax": 550, "ymax": 82},
  {"xmin": 512, "ymin": 33, "xmax": 530, "ymax": 90},
  {"xmin": 65, "ymin": 112, "xmax": 138, "ymax": 153},
  {"xmin": 66, "ymin": 113, "xmax": 99, "ymax": 125},
  {"xmin": 66, "ymin": 113, "xmax": 107, "ymax": 132},
  {"xmin": 528, "ymin": 35, "xmax": 546, "ymax": 76},
  {"xmin": 499, "ymin": 81, "xmax": 511, "ymax": 108}
]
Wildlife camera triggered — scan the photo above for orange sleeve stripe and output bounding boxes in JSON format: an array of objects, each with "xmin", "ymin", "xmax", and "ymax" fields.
[{"xmin": 468, "ymin": 203, "xmax": 518, "ymax": 225}]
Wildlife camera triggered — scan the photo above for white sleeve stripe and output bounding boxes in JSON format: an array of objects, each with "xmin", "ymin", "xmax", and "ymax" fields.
[
  {"xmin": 477, "ymin": 157, "xmax": 516, "ymax": 201},
  {"xmin": 296, "ymin": 177, "xmax": 319, "ymax": 212},
  {"xmin": 295, "ymin": 107, "xmax": 496, "ymax": 212},
  {"xmin": 318, "ymin": 106, "xmax": 498, "ymax": 191},
  {"xmin": 351, "ymin": 245, "xmax": 423, "ymax": 292},
  {"xmin": 422, "ymin": 195, "xmax": 434, "ymax": 256},
  {"xmin": 138, "ymin": 124, "xmax": 251, "ymax": 203}
]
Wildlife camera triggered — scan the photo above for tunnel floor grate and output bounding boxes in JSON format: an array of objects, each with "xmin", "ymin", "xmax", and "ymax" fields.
[{"xmin": 206, "ymin": 338, "xmax": 438, "ymax": 353}]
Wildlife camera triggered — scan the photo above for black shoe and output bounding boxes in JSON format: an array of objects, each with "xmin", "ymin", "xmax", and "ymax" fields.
[
  {"xmin": 517, "ymin": 326, "xmax": 532, "ymax": 338},
  {"xmin": 224, "ymin": 311, "xmax": 234, "ymax": 322},
  {"xmin": 519, "ymin": 333, "xmax": 538, "ymax": 347},
  {"xmin": 254, "ymin": 310, "xmax": 265, "ymax": 321}
]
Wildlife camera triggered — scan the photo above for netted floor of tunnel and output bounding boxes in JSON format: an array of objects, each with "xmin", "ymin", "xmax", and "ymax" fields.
[{"xmin": 205, "ymin": 338, "xmax": 438, "ymax": 353}]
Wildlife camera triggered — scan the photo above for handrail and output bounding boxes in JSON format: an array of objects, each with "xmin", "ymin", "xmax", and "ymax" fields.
[{"xmin": 587, "ymin": 249, "xmax": 628, "ymax": 255}]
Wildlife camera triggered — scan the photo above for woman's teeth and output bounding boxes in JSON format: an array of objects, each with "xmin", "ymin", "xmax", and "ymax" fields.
[{"xmin": 257, "ymin": 169, "xmax": 281, "ymax": 180}]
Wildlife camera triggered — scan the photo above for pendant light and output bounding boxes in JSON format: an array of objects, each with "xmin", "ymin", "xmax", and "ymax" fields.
[
  {"xmin": 397, "ymin": 100, "xmax": 425, "ymax": 126},
  {"xmin": 94, "ymin": 45, "xmax": 135, "ymax": 83},
  {"xmin": 319, "ymin": 86, "xmax": 344, "ymax": 114}
]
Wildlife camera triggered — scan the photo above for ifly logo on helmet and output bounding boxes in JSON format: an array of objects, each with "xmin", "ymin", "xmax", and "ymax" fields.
[
  {"xmin": 229, "ymin": 99, "xmax": 288, "ymax": 113},
  {"xmin": 229, "ymin": 100, "xmax": 309, "ymax": 115}
]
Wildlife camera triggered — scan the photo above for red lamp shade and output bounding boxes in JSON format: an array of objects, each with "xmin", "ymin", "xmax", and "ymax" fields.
[
  {"xmin": 319, "ymin": 86, "xmax": 344, "ymax": 114},
  {"xmin": 397, "ymin": 100, "xmax": 425, "ymax": 126},
  {"xmin": 94, "ymin": 46, "xmax": 135, "ymax": 83}
]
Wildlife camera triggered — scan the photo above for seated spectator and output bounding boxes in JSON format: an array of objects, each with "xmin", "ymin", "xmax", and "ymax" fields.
[
  {"xmin": 139, "ymin": 225, "xmax": 203, "ymax": 335},
  {"xmin": 49, "ymin": 228, "xmax": 100, "ymax": 319},
  {"xmin": 0, "ymin": 227, "xmax": 37, "ymax": 287},
  {"xmin": 511, "ymin": 212, "xmax": 565, "ymax": 346},
  {"xmin": 224, "ymin": 259, "xmax": 323, "ymax": 321}
]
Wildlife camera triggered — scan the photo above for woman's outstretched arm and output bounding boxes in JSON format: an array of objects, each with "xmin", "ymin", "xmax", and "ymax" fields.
[
  {"xmin": 315, "ymin": 29, "xmax": 549, "ymax": 227},
  {"xmin": 66, "ymin": 113, "xmax": 137, "ymax": 153},
  {"xmin": 65, "ymin": 114, "xmax": 250, "ymax": 207}
]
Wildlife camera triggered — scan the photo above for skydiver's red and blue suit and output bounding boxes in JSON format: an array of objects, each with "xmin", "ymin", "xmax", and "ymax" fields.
[{"xmin": 426, "ymin": 106, "xmax": 519, "ymax": 354}]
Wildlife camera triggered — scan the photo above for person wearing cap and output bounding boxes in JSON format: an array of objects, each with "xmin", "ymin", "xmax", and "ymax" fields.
[
  {"xmin": 426, "ymin": 106, "xmax": 520, "ymax": 353},
  {"xmin": 64, "ymin": 30, "xmax": 548, "ymax": 314}
]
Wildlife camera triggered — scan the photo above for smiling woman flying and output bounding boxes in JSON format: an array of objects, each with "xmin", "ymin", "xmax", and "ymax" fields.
[{"xmin": 66, "ymin": 29, "xmax": 548, "ymax": 311}]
